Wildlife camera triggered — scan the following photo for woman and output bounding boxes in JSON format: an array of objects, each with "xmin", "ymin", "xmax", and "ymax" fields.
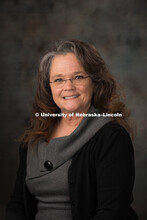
[{"xmin": 5, "ymin": 40, "xmax": 138, "ymax": 220}]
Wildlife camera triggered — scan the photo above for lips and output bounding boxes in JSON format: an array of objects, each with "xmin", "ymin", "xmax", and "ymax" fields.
[{"xmin": 63, "ymin": 95, "xmax": 79, "ymax": 100}]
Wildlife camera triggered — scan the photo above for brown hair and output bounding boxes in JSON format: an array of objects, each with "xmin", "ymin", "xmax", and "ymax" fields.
[{"xmin": 19, "ymin": 40, "xmax": 135, "ymax": 147}]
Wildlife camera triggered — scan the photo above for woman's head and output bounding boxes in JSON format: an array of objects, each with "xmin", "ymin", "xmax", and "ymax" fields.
[
  {"xmin": 49, "ymin": 52, "xmax": 94, "ymax": 114},
  {"xmin": 19, "ymin": 40, "xmax": 135, "ymax": 146},
  {"xmin": 37, "ymin": 39, "xmax": 116, "ymax": 112}
]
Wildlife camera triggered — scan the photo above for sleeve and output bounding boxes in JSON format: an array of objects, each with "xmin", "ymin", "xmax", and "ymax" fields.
[
  {"xmin": 5, "ymin": 145, "xmax": 27, "ymax": 220},
  {"xmin": 92, "ymin": 129, "xmax": 137, "ymax": 220}
]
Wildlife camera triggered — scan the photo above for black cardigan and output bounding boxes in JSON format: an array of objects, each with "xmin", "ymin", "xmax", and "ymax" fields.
[{"xmin": 5, "ymin": 122, "xmax": 138, "ymax": 220}]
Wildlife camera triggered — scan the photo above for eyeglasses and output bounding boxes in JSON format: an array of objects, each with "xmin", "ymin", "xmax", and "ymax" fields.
[{"xmin": 49, "ymin": 75, "xmax": 90, "ymax": 88}]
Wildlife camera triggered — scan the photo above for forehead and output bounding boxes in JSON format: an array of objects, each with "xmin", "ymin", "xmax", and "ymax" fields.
[{"xmin": 50, "ymin": 53, "xmax": 84, "ymax": 77}]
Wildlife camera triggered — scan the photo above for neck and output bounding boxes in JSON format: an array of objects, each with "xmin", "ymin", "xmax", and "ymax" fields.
[
  {"xmin": 60, "ymin": 114, "xmax": 83, "ymax": 128},
  {"xmin": 60, "ymin": 105, "xmax": 91, "ymax": 128}
]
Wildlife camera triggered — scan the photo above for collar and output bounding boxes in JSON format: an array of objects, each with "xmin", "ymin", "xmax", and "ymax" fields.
[{"xmin": 27, "ymin": 106, "xmax": 110, "ymax": 179}]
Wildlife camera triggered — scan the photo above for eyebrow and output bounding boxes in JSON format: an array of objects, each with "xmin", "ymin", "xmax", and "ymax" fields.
[{"xmin": 51, "ymin": 71, "xmax": 85, "ymax": 80}]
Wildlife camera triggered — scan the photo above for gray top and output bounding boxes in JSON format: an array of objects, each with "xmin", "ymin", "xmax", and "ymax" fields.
[{"xmin": 26, "ymin": 106, "xmax": 110, "ymax": 220}]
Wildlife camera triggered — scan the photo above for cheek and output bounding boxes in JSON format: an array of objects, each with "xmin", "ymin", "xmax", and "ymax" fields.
[
  {"xmin": 50, "ymin": 88, "xmax": 57, "ymax": 103},
  {"xmin": 50, "ymin": 87, "xmax": 63, "ymax": 104},
  {"xmin": 88, "ymin": 81, "xmax": 94, "ymax": 94},
  {"xmin": 79, "ymin": 84, "xmax": 93, "ymax": 101},
  {"xmin": 50, "ymin": 87, "xmax": 58, "ymax": 97},
  {"xmin": 50, "ymin": 87, "xmax": 54, "ymax": 97},
  {"xmin": 84, "ymin": 82, "xmax": 94, "ymax": 96}
]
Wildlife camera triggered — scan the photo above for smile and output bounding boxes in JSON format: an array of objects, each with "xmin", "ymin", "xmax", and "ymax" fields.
[{"xmin": 63, "ymin": 95, "xmax": 79, "ymax": 100}]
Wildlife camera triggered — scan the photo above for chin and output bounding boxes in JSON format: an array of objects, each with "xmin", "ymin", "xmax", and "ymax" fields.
[{"xmin": 62, "ymin": 105, "xmax": 82, "ymax": 113}]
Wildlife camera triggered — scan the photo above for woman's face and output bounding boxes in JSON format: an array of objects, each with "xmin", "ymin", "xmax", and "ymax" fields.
[{"xmin": 49, "ymin": 53, "xmax": 94, "ymax": 114}]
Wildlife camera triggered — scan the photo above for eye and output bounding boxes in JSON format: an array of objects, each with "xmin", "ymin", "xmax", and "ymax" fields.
[
  {"xmin": 54, "ymin": 78, "xmax": 64, "ymax": 83},
  {"xmin": 75, "ymin": 75, "xmax": 85, "ymax": 80}
]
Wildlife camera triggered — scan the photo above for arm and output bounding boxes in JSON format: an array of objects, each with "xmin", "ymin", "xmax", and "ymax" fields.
[
  {"xmin": 5, "ymin": 145, "xmax": 28, "ymax": 220},
  {"xmin": 92, "ymin": 129, "xmax": 136, "ymax": 220}
]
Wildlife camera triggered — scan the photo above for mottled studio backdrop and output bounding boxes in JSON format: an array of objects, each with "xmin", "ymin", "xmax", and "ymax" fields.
[{"xmin": 0, "ymin": 0, "xmax": 147, "ymax": 219}]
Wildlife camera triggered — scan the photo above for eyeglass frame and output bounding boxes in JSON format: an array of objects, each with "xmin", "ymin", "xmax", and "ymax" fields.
[{"xmin": 49, "ymin": 75, "xmax": 90, "ymax": 87}]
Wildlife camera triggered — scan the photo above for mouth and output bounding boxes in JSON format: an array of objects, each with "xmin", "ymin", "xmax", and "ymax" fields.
[{"xmin": 63, "ymin": 95, "xmax": 80, "ymax": 100}]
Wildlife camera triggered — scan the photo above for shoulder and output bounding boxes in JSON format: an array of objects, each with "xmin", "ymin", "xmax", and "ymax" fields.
[
  {"xmin": 90, "ymin": 121, "xmax": 133, "ymax": 158},
  {"xmin": 19, "ymin": 143, "xmax": 28, "ymax": 162},
  {"xmin": 19, "ymin": 143, "xmax": 28, "ymax": 153},
  {"xmin": 94, "ymin": 121, "xmax": 131, "ymax": 142},
  {"xmin": 98, "ymin": 120, "xmax": 128, "ymax": 134}
]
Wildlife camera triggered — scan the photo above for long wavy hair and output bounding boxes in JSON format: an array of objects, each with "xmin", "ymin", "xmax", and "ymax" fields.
[{"xmin": 19, "ymin": 40, "xmax": 135, "ymax": 147}]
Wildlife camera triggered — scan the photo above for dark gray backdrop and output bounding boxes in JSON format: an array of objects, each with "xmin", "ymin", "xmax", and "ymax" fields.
[{"xmin": 0, "ymin": 0, "xmax": 147, "ymax": 219}]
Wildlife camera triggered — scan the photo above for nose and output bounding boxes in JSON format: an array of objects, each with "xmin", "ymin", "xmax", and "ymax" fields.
[{"xmin": 64, "ymin": 79, "xmax": 75, "ymax": 90}]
